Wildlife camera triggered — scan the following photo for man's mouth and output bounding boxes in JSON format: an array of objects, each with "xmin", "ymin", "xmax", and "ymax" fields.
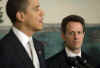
[{"xmin": 39, "ymin": 18, "xmax": 43, "ymax": 24}]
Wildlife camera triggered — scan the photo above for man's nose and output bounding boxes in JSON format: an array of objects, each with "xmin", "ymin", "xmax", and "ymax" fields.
[
  {"xmin": 74, "ymin": 33, "xmax": 78, "ymax": 40},
  {"xmin": 40, "ymin": 9, "xmax": 44, "ymax": 17}
]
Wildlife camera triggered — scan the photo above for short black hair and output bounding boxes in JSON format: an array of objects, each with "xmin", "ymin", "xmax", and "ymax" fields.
[
  {"xmin": 6, "ymin": 0, "xmax": 29, "ymax": 24},
  {"xmin": 61, "ymin": 15, "xmax": 86, "ymax": 34}
]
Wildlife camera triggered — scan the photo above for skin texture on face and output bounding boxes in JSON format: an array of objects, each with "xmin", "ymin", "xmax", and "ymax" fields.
[
  {"xmin": 62, "ymin": 22, "xmax": 85, "ymax": 53},
  {"xmin": 24, "ymin": 0, "xmax": 44, "ymax": 31},
  {"xmin": 16, "ymin": 0, "xmax": 44, "ymax": 37}
]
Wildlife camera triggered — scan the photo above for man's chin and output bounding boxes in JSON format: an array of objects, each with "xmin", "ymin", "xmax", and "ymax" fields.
[
  {"xmin": 70, "ymin": 47, "xmax": 81, "ymax": 51},
  {"xmin": 34, "ymin": 27, "xmax": 43, "ymax": 32}
]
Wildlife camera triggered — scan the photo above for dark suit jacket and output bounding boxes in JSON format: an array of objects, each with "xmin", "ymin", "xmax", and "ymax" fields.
[
  {"xmin": 0, "ymin": 29, "xmax": 46, "ymax": 68},
  {"xmin": 47, "ymin": 49, "xmax": 94, "ymax": 68}
]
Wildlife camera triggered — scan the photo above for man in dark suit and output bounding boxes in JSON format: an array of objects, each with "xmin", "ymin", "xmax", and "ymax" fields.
[
  {"xmin": 0, "ymin": 0, "xmax": 46, "ymax": 68},
  {"xmin": 47, "ymin": 15, "xmax": 94, "ymax": 68}
]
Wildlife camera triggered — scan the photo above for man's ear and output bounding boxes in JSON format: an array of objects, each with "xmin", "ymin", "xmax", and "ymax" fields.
[
  {"xmin": 83, "ymin": 32, "xmax": 85, "ymax": 38},
  {"xmin": 16, "ymin": 11, "xmax": 25, "ymax": 22},
  {"xmin": 61, "ymin": 33, "xmax": 66, "ymax": 41},
  {"xmin": 83, "ymin": 32, "xmax": 85, "ymax": 35}
]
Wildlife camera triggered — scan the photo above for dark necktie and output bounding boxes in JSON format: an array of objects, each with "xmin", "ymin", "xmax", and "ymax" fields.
[
  {"xmin": 67, "ymin": 56, "xmax": 80, "ymax": 67},
  {"xmin": 67, "ymin": 56, "xmax": 93, "ymax": 68}
]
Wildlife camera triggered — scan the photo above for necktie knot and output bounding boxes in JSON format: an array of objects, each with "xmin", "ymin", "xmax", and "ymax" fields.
[{"xmin": 67, "ymin": 56, "xmax": 82, "ymax": 67}]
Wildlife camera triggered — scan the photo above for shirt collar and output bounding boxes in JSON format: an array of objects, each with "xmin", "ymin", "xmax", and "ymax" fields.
[
  {"xmin": 12, "ymin": 26, "xmax": 32, "ymax": 46},
  {"xmin": 65, "ymin": 46, "xmax": 81, "ymax": 57}
]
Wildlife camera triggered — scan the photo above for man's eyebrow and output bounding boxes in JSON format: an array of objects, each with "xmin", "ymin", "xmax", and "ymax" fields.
[{"xmin": 35, "ymin": 5, "xmax": 40, "ymax": 8}]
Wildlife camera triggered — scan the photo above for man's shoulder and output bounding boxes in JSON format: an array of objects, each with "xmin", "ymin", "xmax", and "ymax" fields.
[
  {"xmin": 0, "ymin": 34, "xmax": 10, "ymax": 44},
  {"xmin": 46, "ymin": 49, "xmax": 68, "ymax": 68},
  {"xmin": 47, "ymin": 49, "xmax": 65, "ymax": 62},
  {"xmin": 82, "ymin": 51, "xmax": 93, "ymax": 61},
  {"xmin": 1, "ymin": 33, "xmax": 11, "ymax": 42},
  {"xmin": 0, "ymin": 30, "xmax": 17, "ymax": 45}
]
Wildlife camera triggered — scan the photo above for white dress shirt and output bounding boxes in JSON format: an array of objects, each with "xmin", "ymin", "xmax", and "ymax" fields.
[
  {"xmin": 65, "ymin": 47, "xmax": 81, "ymax": 68},
  {"xmin": 12, "ymin": 26, "xmax": 40, "ymax": 68},
  {"xmin": 65, "ymin": 46, "xmax": 81, "ymax": 57}
]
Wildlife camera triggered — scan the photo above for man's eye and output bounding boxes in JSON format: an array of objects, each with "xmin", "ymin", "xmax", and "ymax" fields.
[
  {"xmin": 69, "ymin": 32, "xmax": 74, "ymax": 35},
  {"xmin": 78, "ymin": 31, "xmax": 83, "ymax": 34},
  {"xmin": 33, "ymin": 8, "xmax": 38, "ymax": 11}
]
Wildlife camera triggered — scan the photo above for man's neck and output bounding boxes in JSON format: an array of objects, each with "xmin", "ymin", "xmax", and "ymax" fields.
[
  {"xmin": 71, "ymin": 49, "xmax": 81, "ymax": 54},
  {"xmin": 65, "ymin": 46, "xmax": 81, "ymax": 57},
  {"xmin": 14, "ymin": 24, "xmax": 35, "ymax": 37}
]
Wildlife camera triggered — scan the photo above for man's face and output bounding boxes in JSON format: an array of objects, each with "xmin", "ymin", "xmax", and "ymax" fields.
[
  {"xmin": 23, "ymin": 0, "xmax": 44, "ymax": 32},
  {"xmin": 62, "ymin": 22, "xmax": 85, "ymax": 51}
]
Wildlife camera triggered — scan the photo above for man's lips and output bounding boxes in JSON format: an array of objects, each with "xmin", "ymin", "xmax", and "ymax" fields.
[
  {"xmin": 39, "ymin": 20, "xmax": 43, "ymax": 24},
  {"xmin": 39, "ymin": 18, "xmax": 43, "ymax": 24}
]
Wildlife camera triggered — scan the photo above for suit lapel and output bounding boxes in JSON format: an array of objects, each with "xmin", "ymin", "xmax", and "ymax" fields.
[
  {"xmin": 33, "ymin": 38, "xmax": 42, "ymax": 56},
  {"xmin": 8, "ymin": 29, "xmax": 34, "ymax": 67},
  {"xmin": 33, "ymin": 38, "xmax": 45, "ymax": 68},
  {"xmin": 8, "ymin": 29, "xmax": 45, "ymax": 68}
]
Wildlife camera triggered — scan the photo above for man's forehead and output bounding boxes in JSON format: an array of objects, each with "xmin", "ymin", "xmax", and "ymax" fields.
[
  {"xmin": 28, "ymin": 0, "xmax": 39, "ymax": 5},
  {"xmin": 66, "ymin": 23, "xmax": 83, "ymax": 31}
]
